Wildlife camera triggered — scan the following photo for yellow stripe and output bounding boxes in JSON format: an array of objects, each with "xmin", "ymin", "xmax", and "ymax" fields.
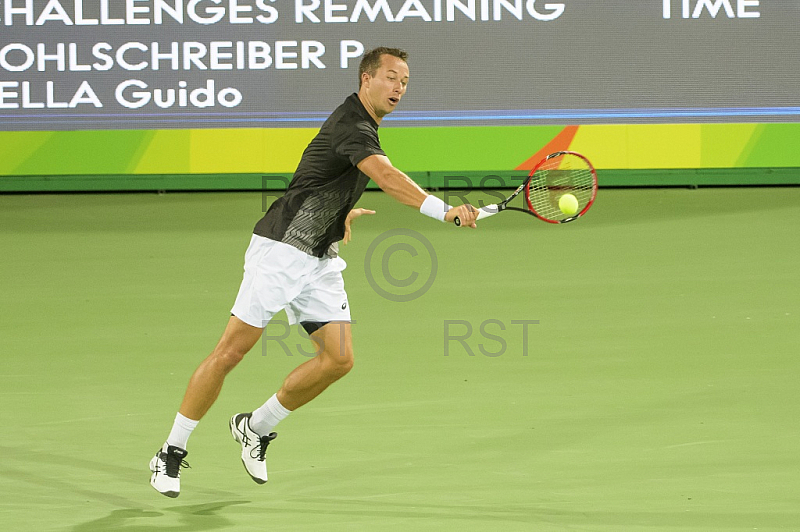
[{"xmin": 571, "ymin": 124, "xmax": 704, "ymax": 169}]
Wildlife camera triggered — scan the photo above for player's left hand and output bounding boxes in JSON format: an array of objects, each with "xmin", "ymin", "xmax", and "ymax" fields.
[{"xmin": 343, "ymin": 208, "xmax": 376, "ymax": 245}]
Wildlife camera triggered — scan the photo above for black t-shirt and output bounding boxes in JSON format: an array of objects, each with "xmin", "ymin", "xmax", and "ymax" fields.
[{"xmin": 254, "ymin": 93, "xmax": 385, "ymax": 258}]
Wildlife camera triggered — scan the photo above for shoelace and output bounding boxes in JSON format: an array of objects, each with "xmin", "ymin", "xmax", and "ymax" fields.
[
  {"xmin": 163, "ymin": 452, "xmax": 191, "ymax": 478},
  {"xmin": 249, "ymin": 433, "xmax": 277, "ymax": 462}
]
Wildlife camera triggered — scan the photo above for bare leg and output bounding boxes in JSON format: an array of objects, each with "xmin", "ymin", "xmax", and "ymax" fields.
[
  {"xmin": 276, "ymin": 322, "xmax": 354, "ymax": 411},
  {"xmin": 178, "ymin": 316, "xmax": 264, "ymax": 420}
]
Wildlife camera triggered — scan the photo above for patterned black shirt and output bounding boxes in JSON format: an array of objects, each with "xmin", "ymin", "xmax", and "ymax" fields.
[{"xmin": 254, "ymin": 94, "xmax": 385, "ymax": 257}]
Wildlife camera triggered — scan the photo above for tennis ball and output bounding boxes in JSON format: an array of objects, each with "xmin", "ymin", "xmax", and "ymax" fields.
[{"xmin": 558, "ymin": 194, "xmax": 579, "ymax": 216}]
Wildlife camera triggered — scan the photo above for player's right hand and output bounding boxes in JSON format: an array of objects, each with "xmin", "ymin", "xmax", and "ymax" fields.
[{"xmin": 445, "ymin": 204, "xmax": 479, "ymax": 228}]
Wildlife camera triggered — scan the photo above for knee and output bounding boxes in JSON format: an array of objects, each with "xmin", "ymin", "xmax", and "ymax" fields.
[
  {"xmin": 321, "ymin": 350, "xmax": 354, "ymax": 380},
  {"xmin": 211, "ymin": 346, "xmax": 247, "ymax": 373}
]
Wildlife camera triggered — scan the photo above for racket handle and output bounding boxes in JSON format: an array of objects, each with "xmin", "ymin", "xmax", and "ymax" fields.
[{"xmin": 454, "ymin": 204, "xmax": 499, "ymax": 227}]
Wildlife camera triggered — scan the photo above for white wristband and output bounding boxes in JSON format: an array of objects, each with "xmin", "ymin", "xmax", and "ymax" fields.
[{"xmin": 419, "ymin": 195, "xmax": 452, "ymax": 222}]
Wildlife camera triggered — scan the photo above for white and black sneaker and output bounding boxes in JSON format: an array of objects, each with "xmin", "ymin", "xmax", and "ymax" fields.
[
  {"xmin": 229, "ymin": 413, "xmax": 277, "ymax": 484},
  {"xmin": 149, "ymin": 443, "xmax": 189, "ymax": 498}
]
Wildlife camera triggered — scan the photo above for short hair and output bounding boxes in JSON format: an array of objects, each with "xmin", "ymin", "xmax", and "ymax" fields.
[{"xmin": 358, "ymin": 47, "xmax": 409, "ymax": 88}]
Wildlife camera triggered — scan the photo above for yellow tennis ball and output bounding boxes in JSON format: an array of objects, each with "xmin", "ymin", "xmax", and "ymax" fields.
[{"xmin": 558, "ymin": 194, "xmax": 579, "ymax": 216}]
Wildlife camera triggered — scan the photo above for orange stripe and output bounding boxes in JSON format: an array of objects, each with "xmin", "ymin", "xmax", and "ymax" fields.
[{"xmin": 514, "ymin": 125, "xmax": 579, "ymax": 171}]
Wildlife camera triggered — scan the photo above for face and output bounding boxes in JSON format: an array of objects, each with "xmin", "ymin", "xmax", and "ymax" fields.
[{"xmin": 360, "ymin": 55, "xmax": 409, "ymax": 120}]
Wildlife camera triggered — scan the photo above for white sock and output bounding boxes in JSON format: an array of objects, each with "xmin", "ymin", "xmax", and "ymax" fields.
[
  {"xmin": 166, "ymin": 412, "xmax": 199, "ymax": 450},
  {"xmin": 249, "ymin": 394, "xmax": 292, "ymax": 436}
]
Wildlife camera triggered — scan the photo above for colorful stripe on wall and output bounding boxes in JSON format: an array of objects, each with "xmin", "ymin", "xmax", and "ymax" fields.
[{"xmin": 1, "ymin": 123, "xmax": 799, "ymax": 177}]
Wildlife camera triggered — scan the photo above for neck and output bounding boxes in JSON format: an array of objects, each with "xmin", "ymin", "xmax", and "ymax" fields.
[{"xmin": 357, "ymin": 91, "xmax": 382, "ymax": 125}]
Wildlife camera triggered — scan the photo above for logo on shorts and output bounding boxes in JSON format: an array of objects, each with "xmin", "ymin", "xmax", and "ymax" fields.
[{"xmin": 341, "ymin": 301, "xmax": 347, "ymax": 310}]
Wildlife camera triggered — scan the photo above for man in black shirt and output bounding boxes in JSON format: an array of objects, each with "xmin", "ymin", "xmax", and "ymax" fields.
[
  {"xmin": 253, "ymin": 91, "xmax": 382, "ymax": 259},
  {"xmin": 150, "ymin": 47, "xmax": 479, "ymax": 497}
]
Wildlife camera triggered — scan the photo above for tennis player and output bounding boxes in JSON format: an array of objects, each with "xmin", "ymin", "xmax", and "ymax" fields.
[{"xmin": 149, "ymin": 47, "xmax": 479, "ymax": 497}]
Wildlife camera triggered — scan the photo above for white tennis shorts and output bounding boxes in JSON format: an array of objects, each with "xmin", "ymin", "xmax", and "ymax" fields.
[{"xmin": 231, "ymin": 235, "xmax": 350, "ymax": 329}]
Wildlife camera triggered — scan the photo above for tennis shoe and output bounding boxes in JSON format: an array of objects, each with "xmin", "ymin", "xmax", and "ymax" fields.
[
  {"xmin": 230, "ymin": 412, "xmax": 277, "ymax": 484},
  {"xmin": 149, "ymin": 443, "xmax": 189, "ymax": 498}
]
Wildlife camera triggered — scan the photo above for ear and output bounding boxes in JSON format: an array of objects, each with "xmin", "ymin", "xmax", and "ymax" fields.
[{"xmin": 360, "ymin": 71, "xmax": 371, "ymax": 88}]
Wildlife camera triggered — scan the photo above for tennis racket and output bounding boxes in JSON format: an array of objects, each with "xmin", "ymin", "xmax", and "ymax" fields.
[{"xmin": 454, "ymin": 151, "xmax": 598, "ymax": 226}]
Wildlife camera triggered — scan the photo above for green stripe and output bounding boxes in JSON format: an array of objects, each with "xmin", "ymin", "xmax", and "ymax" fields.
[
  {"xmin": 381, "ymin": 126, "xmax": 566, "ymax": 171},
  {"xmin": 10, "ymin": 130, "xmax": 154, "ymax": 175},
  {"xmin": 737, "ymin": 123, "xmax": 800, "ymax": 167}
]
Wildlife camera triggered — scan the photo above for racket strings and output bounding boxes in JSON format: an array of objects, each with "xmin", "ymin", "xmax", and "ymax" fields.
[{"xmin": 527, "ymin": 154, "xmax": 595, "ymax": 222}]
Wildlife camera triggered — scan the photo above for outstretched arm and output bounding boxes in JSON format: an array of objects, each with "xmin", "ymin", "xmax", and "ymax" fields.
[{"xmin": 357, "ymin": 154, "xmax": 478, "ymax": 227}]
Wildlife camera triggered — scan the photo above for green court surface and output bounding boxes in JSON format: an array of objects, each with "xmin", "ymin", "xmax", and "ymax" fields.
[{"xmin": 1, "ymin": 187, "xmax": 798, "ymax": 531}]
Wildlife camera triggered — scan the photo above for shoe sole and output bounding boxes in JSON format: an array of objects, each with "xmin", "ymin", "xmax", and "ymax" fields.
[
  {"xmin": 230, "ymin": 415, "xmax": 268, "ymax": 485},
  {"xmin": 155, "ymin": 487, "xmax": 179, "ymax": 498},
  {"xmin": 149, "ymin": 456, "xmax": 180, "ymax": 498}
]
